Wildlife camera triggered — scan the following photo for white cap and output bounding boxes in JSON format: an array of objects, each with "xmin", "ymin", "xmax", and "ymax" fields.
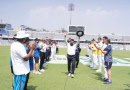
[{"xmin": 15, "ymin": 31, "xmax": 30, "ymax": 39}]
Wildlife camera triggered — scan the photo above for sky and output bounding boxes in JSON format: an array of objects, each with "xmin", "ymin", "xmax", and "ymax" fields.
[{"xmin": 0, "ymin": 0, "xmax": 130, "ymax": 35}]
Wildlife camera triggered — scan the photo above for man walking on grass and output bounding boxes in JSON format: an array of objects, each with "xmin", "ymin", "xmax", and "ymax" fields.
[{"xmin": 64, "ymin": 32, "xmax": 80, "ymax": 78}]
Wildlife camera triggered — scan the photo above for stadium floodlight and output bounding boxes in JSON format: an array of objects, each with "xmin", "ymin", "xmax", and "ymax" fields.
[
  {"xmin": 68, "ymin": 3, "xmax": 74, "ymax": 25},
  {"xmin": 68, "ymin": 3, "xmax": 74, "ymax": 11}
]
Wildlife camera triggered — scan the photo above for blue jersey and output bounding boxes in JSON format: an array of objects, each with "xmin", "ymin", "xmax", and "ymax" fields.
[
  {"xmin": 34, "ymin": 44, "xmax": 40, "ymax": 57},
  {"xmin": 75, "ymin": 47, "xmax": 81, "ymax": 56},
  {"xmin": 104, "ymin": 45, "xmax": 113, "ymax": 62},
  {"xmin": 29, "ymin": 57, "xmax": 34, "ymax": 71},
  {"xmin": 24, "ymin": 45, "xmax": 34, "ymax": 71}
]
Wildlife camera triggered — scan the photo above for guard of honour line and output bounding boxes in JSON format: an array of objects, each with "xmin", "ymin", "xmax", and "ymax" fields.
[{"xmin": 10, "ymin": 31, "xmax": 113, "ymax": 90}]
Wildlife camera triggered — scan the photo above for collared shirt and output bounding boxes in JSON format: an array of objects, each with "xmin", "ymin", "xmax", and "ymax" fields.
[
  {"xmin": 67, "ymin": 43, "xmax": 77, "ymax": 55},
  {"xmin": 39, "ymin": 42, "xmax": 46, "ymax": 52},
  {"xmin": 11, "ymin": 41, "xmax": 30, "ymax": 75}
]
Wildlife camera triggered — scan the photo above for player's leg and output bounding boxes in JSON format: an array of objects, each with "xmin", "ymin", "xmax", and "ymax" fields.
[
  {"xmin": 96, "ymin": 55, "xmax": 102, "ymax": 72},
  {"xmin": 14, "ymin": 74, "xmax": 27, "ymax": 90},
  {"xmin": 93, "ymin": 54, "xmax": 97, "ymax": 69},
  {"xmin": 104, "ymin": 62, "xmax": 112, "ymax": 84},
  {"xmin": 102, "ymin": 56, "xmax": 108, "ymax": 79},
  {"xmin": 71, "ymin": 56, "xmax": 76, "ymax": 78},
  {"xmin": 67, "ymin": 55, "xmax": 71, "ymax": 75}
]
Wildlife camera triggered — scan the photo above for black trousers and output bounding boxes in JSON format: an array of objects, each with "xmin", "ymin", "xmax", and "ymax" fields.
[
  {"xmin": 67, "ymin": 54, "xmax": 76, "ymax": 74},
  {"xmin": 76, "ymin": 56, "xmax": 79, "ymax": 67},
  {"xmin": 46, "ymin": 50, "xmax": 50, "ymax": 61},
  {"xmin": 24, "ymin": 73, "xmax": 30, "ymax": 90},
  {"xmin": 40, "ymin": 52, "xmax": 46, "ymax": 70}
]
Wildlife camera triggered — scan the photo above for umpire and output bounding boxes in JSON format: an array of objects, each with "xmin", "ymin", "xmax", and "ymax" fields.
[{"xmin": 64, "ymin": 32, "xmax": 80, "ymax": 78}]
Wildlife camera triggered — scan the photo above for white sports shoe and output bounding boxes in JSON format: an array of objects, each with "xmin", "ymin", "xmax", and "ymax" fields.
[
  {"xmin": 96, "ymin": 70, "xmax": 101, "ymax": 72},
  {"xmin": 71, "ymin": 74, "xmax": 74, "ymax": 78},
  {"xmin": 36, "ymin": 71, "xmax": 41, "ymax": 74},
  {"xmin": 40, "ymin": 69, "xmax": 45, "ymax": 72},
  {"xmin": 101, "ymin": 76, "xmax": 108, "ymax": 80},
  {"xmin": 68, "ymin": 73, "xmax": 71, "ymax": 76},
  {"xmin": 90, "ymin": 65, "xmax": 93, "ymax": 68}
]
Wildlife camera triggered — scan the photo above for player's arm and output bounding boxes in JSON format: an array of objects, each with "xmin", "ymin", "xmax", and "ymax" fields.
[
  {"xmin": 94, "ymin": 43, "xmax": 100, "ymax": 49},
  {"xmin": 28, "ymin": 44, "xmax": 34, "ymax": 57},
  {"xmin": 39, "ymin": 43, "xmax": 43, "ymax": 49},
  {"xmin": 64, "ymin": 32, "xmax": 68, "ymax": 45},
  {"xmin": 101, "ymin": 47, "xmax": 110, "ymax": 55},
  {"xmin": 75, "ymin": 37, "xmax": 80, "ymax": 46},
  {"xmin": 91, "ymin": 47, "xmax": 96, "ymax": 51},
  {"xmin": 88, "ymin": 44, "xmax": 91, "ymax": 49},
  {"xmin": 31, "ymin": 51, "xmax": 34, "ymax": 57},
  {"xmin": 101, "ymin": 50, "xmax": 108, "ymax": 54},
  {"xmin": 24, "ymin": 43, "xmax": 36, "ymax": 61}
]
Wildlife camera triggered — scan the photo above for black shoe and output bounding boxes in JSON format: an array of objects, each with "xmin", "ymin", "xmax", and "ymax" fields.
[
  {"xmin": 76, "ymin": 66, "xmax": 78, "ymax": 68},
  {"xmin": 104, "ymin": 79, "xmax": 108, "ymax": 82}
]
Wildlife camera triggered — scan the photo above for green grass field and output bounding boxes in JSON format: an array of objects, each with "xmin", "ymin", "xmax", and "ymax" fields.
[{"xmin": 0, "ymin": 46, "xmax": 130, "ymax": 90}]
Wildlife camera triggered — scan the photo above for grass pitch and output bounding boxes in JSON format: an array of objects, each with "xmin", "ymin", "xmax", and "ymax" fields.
[{"xmin": 0, "ymin": 46, "xmax": 130, "ymax": 90}]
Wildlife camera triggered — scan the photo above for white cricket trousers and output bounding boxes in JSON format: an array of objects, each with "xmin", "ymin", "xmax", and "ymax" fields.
[
  {"xmin": 101, "ymin": 56, "xmax": 108, "ymax": 78},
  {"xmin": 97, "ymin": 55, "xmax": 102, "ymax": 71},
  {"xmin": 92, "ymin": 54, "xmax": 97, "ymax": 69}
]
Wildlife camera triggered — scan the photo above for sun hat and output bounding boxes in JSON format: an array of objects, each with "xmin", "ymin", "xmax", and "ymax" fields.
[{"xmin": 15, "ymin": 31, "xmax": 30, "ymax": 39}]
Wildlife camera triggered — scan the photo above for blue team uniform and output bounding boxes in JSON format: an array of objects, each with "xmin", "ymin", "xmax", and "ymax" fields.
[
  {"xmin": 24, "ymin": 46, "xmax": 34, "ymax": 71},
  {"xmin": 34, "ymin": 44, "xmax": 40, "ymax": 58}
]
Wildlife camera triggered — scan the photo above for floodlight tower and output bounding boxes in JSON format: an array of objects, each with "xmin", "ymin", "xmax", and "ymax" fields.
[{"xmin": 68, "ymin": 3, "xmax": 74, "ymax": 25}]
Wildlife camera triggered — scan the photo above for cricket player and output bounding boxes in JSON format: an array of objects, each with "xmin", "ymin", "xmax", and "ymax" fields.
[
  {"xmin": 95, "ymin": 37, "xmax": 103, "ymax": 72},
  {"xmin": 90, "ymin": 39, "xmax": 98, "ymax": 70},
  {"xmin": 102, "ymin": 36, "xmax": 113, "ymax": 84},
  {"xmin": 11, "ymin": 31, "xmax": 36, "ymax": 90},
  {"xmin": 64, "ymin": 32, "xmax": 80, "ymax": 78}
]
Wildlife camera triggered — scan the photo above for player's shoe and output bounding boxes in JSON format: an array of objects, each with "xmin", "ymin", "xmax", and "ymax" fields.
[
  {"xmin": 40, "ymin": 69, "xmax": 45, "ymax": 72},
  {"xmin": 96, "ymin": 70, "xmax": 101, "ymax": 72},
  {"xmin": 71, "ymin": 74, "xmax": 74, "ymax": 78},
  {"xmin": 104, "ymin": 80, "xmax": 112, "ymax": 84},
  {"xmin": 36, "ymin": 71, "xmax": 41, "ymax": 75},
  {"xmin": 68, "ymin": 73, "xmax": 71, "ymax": 76}
]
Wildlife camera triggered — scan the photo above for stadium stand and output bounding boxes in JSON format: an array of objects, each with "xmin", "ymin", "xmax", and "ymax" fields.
[{"xmin": 1, "ymin": 30, "xmax": 130, "ymax": 50}]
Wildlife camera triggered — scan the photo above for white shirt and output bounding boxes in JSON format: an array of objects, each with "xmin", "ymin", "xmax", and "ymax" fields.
[
  {"xmin": 98, "ymin": 42, "xmax": 103, "ymax": 48},
  {"xmin": 67, "ymin": 43, "xmax": 77, "ymax": 55},
  {"xmin": 39, "ymin": 42, "xmax": 46, "ymax": 52},
  {"xmin": 51, "ymin": 44, "xmax": 56, "ymax": 52},
  {"xmin": 11, "ymin": 41, "xmax": 30, "ymax": 75}
]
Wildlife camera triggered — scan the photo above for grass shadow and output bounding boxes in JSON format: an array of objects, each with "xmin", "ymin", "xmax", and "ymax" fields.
[
  {"xmin": 61, "ymin": 72, "xmax": 68, "ymax": 75},
  {"xmin": 28, "ymin": 85, "xmax": 38, "ymax": 90},
  {"xmin": 124, "ymin": 84, "xmax": 130, "ymax": 90},
  {"xmin": 61, "ymin": 72, "xmax": 77, "ymax": 75},
  {"xmin": 124, "ymin": 84, "xmax": 130, "ymax": 87},
  {"xmin": 92, "ymin": 73, "xmax": 104, "ymax": 81}
]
